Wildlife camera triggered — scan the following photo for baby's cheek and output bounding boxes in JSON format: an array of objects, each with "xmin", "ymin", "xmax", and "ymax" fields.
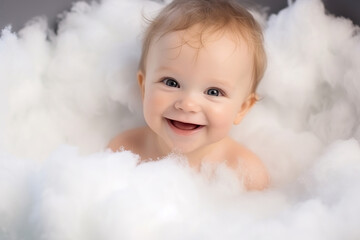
[
  {"xmin": 143, "ymin": 91, "xmax": 166, "ymax": 117},
  {"xmin": 208, "ymin": 105, "xmax": 235, "ymax": 133},
  {"xmin": 152, "ymin": 93, "xmax": 168, "ymax": 107}
]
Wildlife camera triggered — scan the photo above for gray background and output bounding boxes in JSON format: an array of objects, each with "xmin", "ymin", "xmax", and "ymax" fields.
[{"xmin": 0, "ymin": 0, "xmax": 359, "ymax": 32}]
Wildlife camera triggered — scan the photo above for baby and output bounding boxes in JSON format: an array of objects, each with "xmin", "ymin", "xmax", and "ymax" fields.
[{"xmin": 108, "ymin": 0, "xmax": 269, "ymax": 190}]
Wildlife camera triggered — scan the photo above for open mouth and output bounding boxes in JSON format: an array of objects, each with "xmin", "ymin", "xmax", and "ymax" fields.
[{"xmin": 166, "ymin": 118, "xmax": 204, "ymax": 134}]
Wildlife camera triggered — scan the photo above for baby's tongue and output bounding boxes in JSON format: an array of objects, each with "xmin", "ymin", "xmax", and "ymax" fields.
[{"xmin": 172, "ymin": 120, "xmax": 198, "ymax": 130}]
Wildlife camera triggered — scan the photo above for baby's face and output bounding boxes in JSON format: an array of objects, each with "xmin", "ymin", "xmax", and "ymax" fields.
[{"xmin": 138, "ymin": 27, "xmax": 254, "ymax": 154}]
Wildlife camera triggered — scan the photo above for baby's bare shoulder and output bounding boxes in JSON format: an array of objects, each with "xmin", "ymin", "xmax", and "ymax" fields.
[
  {"xmin": 107, "ymin": 127, "xmax": 147, "ymax": 152},
  {"xmin": 226, "ymin": 139, "xmax": 269, "ymax": 191},
  {"xmin": 240, "ymin": 149, "xmax": 269, "ymax": 191}
]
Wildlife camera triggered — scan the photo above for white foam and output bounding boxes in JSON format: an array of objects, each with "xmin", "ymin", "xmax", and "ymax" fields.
[{"xmin": 0, "ymin": 0, "xmax": 360, "ymax": 239}]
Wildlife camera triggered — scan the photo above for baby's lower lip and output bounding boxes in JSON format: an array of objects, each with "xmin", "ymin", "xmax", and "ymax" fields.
[{"xmin": 165, "ymin": 118, "xmax": 204, "ymax": 136}]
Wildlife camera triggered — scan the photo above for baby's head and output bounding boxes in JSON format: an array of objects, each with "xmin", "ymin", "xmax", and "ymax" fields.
[
  {"xmin": 137, "ymin": 0, "xmax": 267, "ymax": 153},
  {"xmin": 139, "ymin": 0, "xmax": 266, "ymax": 95}
]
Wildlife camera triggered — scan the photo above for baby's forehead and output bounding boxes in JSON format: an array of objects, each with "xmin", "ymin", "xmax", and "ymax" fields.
[
  {"xmin": 154, "ymin": 26, "xmax": 251, "ymax": 52},
  {"xmin": 151, "ymin": 27, "xmax": 253, "ymax": 62}
]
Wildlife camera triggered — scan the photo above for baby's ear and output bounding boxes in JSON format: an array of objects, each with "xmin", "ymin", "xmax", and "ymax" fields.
[
  {"xmin": 137, "ymin": 71, "xmax": 145, "ymax": 100},
  {"xmin": 233, "ymin": 93, "xmax": 258, "ymax": 125}
]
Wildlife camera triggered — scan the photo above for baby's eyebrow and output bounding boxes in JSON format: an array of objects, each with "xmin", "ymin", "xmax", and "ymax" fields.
[
  {"xmin": 155, "ymin": 65, "xmax": 181, "ymax": 75},
  {"xmin": 154, "ymin": 65, "xmax": 177, "ymax": 74},
  {"xmin": 206, "ymin": 78, "xmax": 232, "ymax": 89}
]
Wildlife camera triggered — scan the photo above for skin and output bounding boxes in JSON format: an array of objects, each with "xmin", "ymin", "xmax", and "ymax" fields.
[{"xmin": 108, "ymin": 26, "xmax": 269, "ymax": 191}]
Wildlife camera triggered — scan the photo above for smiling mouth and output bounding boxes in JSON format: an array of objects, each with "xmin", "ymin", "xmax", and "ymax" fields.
[{"xmin": 166, "ymin": 118, "xmax": 204, "ymax": 134}]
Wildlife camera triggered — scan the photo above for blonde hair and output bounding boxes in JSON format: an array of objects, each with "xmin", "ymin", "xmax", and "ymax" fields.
[{"xmin": 139, "ymin": 0, "xmax": 267, "ymax": 94}]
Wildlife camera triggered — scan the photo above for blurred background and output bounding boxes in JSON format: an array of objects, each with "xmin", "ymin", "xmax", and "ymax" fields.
[{"xmin": 0, "ymin": 0, "xmax": 359, "ymax": 32}]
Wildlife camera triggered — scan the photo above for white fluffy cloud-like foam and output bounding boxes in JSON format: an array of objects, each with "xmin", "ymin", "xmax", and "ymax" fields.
[{"xmin": 0, "ymin": 0, "xmax": 360, "ymax": 239}]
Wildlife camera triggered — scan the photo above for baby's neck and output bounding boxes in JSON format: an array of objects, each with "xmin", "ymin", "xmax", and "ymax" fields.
[{"xmin": 146, "ymin": 128, "xmax": 227, "ymax": 169}]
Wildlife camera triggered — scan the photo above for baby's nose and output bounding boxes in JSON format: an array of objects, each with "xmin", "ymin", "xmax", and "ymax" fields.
[{"xmin": 174, "ymin": 94, "xmax": 201, "ymax": 113}]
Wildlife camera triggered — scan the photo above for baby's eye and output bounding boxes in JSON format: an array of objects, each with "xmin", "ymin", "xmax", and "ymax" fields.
[
  {"xmin": 206, "ymin": 88, "xmax": 223, "ymax": 96},
  {"xmin": 162, "ymin": 78, "xmax": 180, "ymax": 88}
]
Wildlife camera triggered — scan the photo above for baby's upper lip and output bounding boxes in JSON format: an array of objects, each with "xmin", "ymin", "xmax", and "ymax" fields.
[{"xmin": 164, "ymin": 117, "xmax": 205, "ymax": 126}]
